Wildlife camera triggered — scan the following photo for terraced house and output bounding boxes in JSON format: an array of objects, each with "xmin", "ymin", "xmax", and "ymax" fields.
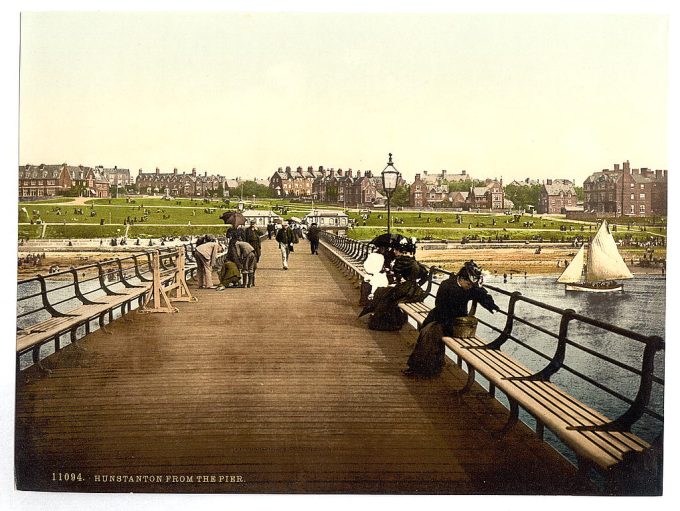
[
  {"xmin": 18, "ymin": 163, "xmax": 110, "ymax": 198},
  {"xmin": 135, "ymin": 167, "xmax": 225, "ymax": 197},
  {"xmin": 270, "ymin": 165, "xmax": 395, "ymax": 207}
]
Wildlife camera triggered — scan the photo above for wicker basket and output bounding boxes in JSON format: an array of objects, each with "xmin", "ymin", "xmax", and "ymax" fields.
[{"xmin": 449, "ymin": 315, "xmax": 478, "ymax": 337}]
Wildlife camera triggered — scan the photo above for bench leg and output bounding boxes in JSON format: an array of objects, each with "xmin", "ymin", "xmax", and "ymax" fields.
[
  {"xmin": 71, "ymin": 325, "xmax": 87, "ymax": 351},
  {"xmin": 33, "ymin": 344, "xmax": 52, "ymax": 376},
  {"xmin": 495, "ymin": 397, "xmax": 519, "ymax": 436},
  {"xmin": 99, "ymin": 313, "xmax": 113, "ymax": 335},
  {"xmin": 457, "ymin": 362, "xmax": 476, "ymax": 397}
]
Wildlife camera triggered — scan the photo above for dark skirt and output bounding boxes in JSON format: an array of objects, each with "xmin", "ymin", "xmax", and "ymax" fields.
[{"xmin": 406, "ymin": 322, "xmax": 446, "ymax": 376}]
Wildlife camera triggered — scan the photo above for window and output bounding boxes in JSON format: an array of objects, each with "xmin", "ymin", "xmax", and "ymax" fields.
[
  {"xmin": 630, "ymin": 204, "xmax": 635, "ymax": 213},
  {"xmin": 640, "ymin": 193, "xmax": 645, "ymax": 200},
  {"xmin": 631, "ymin": 193, "xmax": 635, "ymax": 200},
  {"xmin": 640, "ymin": 204, "xmax": 646, "ymax": 213},
  {"xmin": 640, "ymin": 184, "xmax": 645, "ymax": 190},
  {"xmin": 631, "ymin": 182, "xmax": 635, "ymax": 188}
]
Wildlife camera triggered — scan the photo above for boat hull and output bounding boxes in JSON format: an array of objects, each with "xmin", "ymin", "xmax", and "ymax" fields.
[{"xmin": 564, "ymin": 282, "xmax": 624, "ymax": 293}]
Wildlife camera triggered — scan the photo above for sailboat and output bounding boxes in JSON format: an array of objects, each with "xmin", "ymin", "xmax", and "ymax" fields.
[{"xmin": 557, "ymin": 220, "xmax": 633, "ymax": 292}]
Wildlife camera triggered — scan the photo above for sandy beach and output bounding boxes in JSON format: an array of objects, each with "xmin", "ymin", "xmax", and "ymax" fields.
[
  {"xmin": 17, "ymin": 243, "xmax": 665, "ymax": 280},
  {"xmin": 416, "ymin": 245, "xmax": 665, "ymax": 276}
]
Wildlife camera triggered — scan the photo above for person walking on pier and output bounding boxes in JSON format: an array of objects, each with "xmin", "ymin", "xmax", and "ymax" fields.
[
  {"xmin": 307, "ymin": 222, "xmax": 320, "ymax": 255},
  {"xmin": 195, "ymin": 235, "xmax": 220, "ymax": 289},
  {"xmin": 403, "ymin": 261, "xmax": 499, "ymax": 377},
  {"xmin": 245, "ymin": 220, "xmax": 262, "ymax": 262},
  {"xmin": 276, "ymin": 222, "xmax": 294, "ymax": 270}
]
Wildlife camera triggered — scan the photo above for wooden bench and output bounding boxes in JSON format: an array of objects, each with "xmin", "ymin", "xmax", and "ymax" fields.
[
  {"xmin": 398, "ymin": 301, "xmax": 658, "ymax": 490},
  {"xmin": 16, "ymin": 247, "xmax": 196, "ymax": 371}
]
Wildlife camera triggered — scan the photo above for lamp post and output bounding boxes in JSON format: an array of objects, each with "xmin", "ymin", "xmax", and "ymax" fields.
[{"xmin": 381, "ymin": 153, "xmax": 400, "ymax": 234}]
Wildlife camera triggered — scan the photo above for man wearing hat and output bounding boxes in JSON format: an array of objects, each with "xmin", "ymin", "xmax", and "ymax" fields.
[
  {"xmin": 307, "ymin": 222, "xmax": 320, "ymax": 255},
  {"xmin": 244, "ymin": 220, "xmax": 262, "ymax": 262},
  {"xmin": 275, "ymin": 222, "xmax": 295, "ymax": 270}
]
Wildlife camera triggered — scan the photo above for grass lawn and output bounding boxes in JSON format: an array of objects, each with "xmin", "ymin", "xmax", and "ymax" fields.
[{"xmin": 17, "ymin": 197, "xmax": 666, "ymax": 243}]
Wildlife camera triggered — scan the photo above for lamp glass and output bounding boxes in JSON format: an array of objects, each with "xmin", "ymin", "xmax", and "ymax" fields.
[{"xmin": 382, "ymin": 167, "xmax": 399, "ymax": 193}]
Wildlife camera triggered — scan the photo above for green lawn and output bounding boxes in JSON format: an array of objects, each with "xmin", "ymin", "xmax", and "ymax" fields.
[{"xmin": 17, "ymin": 197, "xmax": 666, "ymax": 244}]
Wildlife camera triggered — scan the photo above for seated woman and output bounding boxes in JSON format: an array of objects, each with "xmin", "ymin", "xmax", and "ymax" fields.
[
  {"xmin": 361, "ymin": 238, "xmax": 429, "ymax": 331},
  {"xmin": 404, "ymin": 261, "xmax": 499, "ymax": 377}
]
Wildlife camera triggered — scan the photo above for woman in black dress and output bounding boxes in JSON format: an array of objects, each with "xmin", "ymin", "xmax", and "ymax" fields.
[{"xmin": 404, "ymin": 261, "xmax": 499, "ymax": 376}]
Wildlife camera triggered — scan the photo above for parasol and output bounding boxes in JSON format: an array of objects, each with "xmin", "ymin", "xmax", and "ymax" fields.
[
  {"xmin": 219, "ymin": 211, "xmax": 247, "ymax": 227},
  {"xmin": 369, "ymin": 233, "xmax": 404, "ymax": 248}
]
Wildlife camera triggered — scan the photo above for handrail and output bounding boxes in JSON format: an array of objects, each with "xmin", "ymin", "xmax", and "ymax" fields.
[
  {"xmin": 17, "ymin": 244, "xmax": 199, "ymax": 332},
  {"xmin": 319, "ymin": 230, "xmax": 664, "ymax": 435}
]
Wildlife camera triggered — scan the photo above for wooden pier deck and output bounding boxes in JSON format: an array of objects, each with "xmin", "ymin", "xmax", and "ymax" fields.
[{"xmin": 15, "ymin": 239, "xmax": 592, "ymax": 494}]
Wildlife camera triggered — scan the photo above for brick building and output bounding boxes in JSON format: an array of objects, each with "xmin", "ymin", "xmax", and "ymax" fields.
[
  {"xmin": 18, "ymin": 163, "xmax": 110, "ymax": 198},
  {"xmin": 135, "ymin": 167, "xmax": 224, "ymax": 197},
  {"xmin": 537, "ymin": 179, "xmax": 578, "ymax": 214},
  {"xmin": 583, "ymin": 161, "xmax": 667, "ymax": 217}
]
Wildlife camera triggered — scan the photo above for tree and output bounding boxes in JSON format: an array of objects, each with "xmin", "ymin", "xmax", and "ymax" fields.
[
  {"xmin": 447, "ymin": 179, "xmax": 474, "ymax": 192},
  {"xmin": 240, "ymin": 180, "xmax": 272, "ymax": 198},
  {"xmin": 574, "ymin": 186, "xmax": 584, "ymax": 202},
  {"xmin": 390, "ymin": 184, "xmax": 410, "ymax": 207},
  {"xmin": 504, "ymin": 184, "xmax": 541, "ymax": 211}
]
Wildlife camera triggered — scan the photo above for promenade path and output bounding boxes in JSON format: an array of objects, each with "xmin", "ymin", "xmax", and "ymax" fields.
[{"xmin": 15, "ymin": 239, "xmax": 592, "ymax": 494}]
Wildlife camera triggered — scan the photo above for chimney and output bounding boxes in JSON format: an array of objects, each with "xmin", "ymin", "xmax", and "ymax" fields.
[
  {"xmin": 205, "ymin": 172, "xmax": 208, "ymax": 177},
  {"xmin": 308, "ymin": 166, "xmax": 313, "ymax": 172},
  {"xmin": 347, "ymin": 169, "xmax": 353, "ymax": 178},
  {"xmin": 278, "ymin": 167, "xmax": 283, "ymax": 172},
  {"xmin": 546, "ymin": 179, "xmax": 553, "ymax": 185},
  {"xmin": 192, "ymin": 168, "xmax": 197, "ymax": 176},
  {"xmin": 623, "ymin": 160, "xmax": 630, "ymax": 172},
  {"xmin": 297, "ymin": 166, "xmax": 302, "ymax": 172},
  {"xmin": 423, "ymin": 171, "xmax": 429, "ymax": 176},
  {"xmin": 155, "ymin": 167, "xmax": 160, "ymax": 175},
  {"xmin": 318, "ymin": 166, "xmax": 324, "ymax": 172},
  {"xmin": 441, "ymin": 170, "xmax": 446, "ymax": 177},
  {"xmin": 173, "ymin": 168, "xmax": 178, "ymax": 175},
  {"xmin": 138, "ymin": 169, "xmax": 143, "ymax": 176},
  {"xmin": 462, "ymin": 170, "xmax": 466, "ymax": 176},
  {"xmin": 415, "ymin": 173, "xmax": 421, "ymax": 181},
  {"xmin": 337, "ymin": 169, "xmax": 343, "ymax": 177},
  {"xmin": 285, "ymin": 166, "xmax": 291, "ymax": 172},
  {"xmin": 614, "ymin": 163, "xmax": 620, "ymax": 171}
]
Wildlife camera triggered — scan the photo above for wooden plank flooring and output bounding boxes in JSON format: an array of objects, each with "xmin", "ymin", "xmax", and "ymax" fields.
[{"xmin": 15, "ymin": 238, "xmax": 593, "ymax": 494}]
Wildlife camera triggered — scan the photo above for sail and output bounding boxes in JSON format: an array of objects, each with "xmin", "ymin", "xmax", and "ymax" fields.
[
  {"xmin": 585, "ymin": 220, "xmax": 633, "ymax": 282},
  {"xmin": 557, "ymin": 245, "xmax": 585, "ymax": 283}
]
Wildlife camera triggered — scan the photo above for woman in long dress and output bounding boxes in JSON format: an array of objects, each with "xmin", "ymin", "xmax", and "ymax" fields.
[
  {"xmin": 404, "ymin": 261, "xmax": 499, "ymax": 377},
  {"xmin": 361, "ymin": 238, "xmax": 429, "ymax": 331}
]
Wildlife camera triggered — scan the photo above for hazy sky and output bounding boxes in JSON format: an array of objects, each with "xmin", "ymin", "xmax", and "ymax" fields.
[{"xmin": 19, "ymin": 11, "xmax": 669, "ymax": 183}]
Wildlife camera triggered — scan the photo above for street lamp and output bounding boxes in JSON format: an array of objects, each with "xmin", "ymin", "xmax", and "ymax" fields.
[{"xmin": 381, "ymin": 152, "xmax": 400, "ymax": 234}]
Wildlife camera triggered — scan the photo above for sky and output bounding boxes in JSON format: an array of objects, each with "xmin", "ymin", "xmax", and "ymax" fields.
[{"xmin": 17, "ymin": 9, "xmax": 669, "ymax": 184}]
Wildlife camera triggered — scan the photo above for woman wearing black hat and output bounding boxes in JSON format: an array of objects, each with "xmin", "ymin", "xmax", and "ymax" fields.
[
  {"xmin": 360, "ymin": 238, "xmax": 429, "ymax": 331},
  {"xmin": 404, "ymin": 260, "xmax": 499, "ymax": 377}
]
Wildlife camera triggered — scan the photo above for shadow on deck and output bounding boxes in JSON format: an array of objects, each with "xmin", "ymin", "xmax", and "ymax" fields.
[{"xmin": 15, "ymin": 239, "xmax": 593, "ymax": 494}]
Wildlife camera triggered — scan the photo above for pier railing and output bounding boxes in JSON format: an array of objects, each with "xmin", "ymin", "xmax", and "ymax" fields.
[
  {"xmin": 319, "ymin": 231, "xmax": 665, "ymax": 485},
  {"xmin": 16, "ymin": 243, "xmax": 199, "ymax": 370}
]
